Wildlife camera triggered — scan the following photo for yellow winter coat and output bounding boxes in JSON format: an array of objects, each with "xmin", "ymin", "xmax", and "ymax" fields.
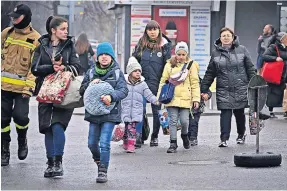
[
  {"xmin": 1, "ymin": 25, "xmax": 40, "ymax": 96},
  {"xmin": 157, "ymin": 58, "xmax": 200, "ymax": 108}
]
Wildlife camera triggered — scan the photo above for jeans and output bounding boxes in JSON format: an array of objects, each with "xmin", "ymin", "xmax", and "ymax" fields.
[
  {"xmin": 166, "ymin": 107, "xmax": 190, "ymax": 141},
  {"xmin": 220, "ymin": 109, "xmax": 246, "ymax": 141},
  {"xmin": 188, "ymin": 112, "xmax": 201, "ymax": 140},
  {"xmin": 45, "ymin": 123, "xmax": 65, "ymax": 158},
  {"xmin": 88, "ymin": 122, "xmax": 115, "ymax": 168}
]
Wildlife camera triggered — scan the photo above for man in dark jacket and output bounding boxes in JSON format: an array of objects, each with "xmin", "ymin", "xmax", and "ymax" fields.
[
  {"xmin": 256, "ymin": 24, "xmax": 276, "ymax": 73},
  {"xmin": 201, "ymin": 27, "xmax": 256, "ymax": 147}
]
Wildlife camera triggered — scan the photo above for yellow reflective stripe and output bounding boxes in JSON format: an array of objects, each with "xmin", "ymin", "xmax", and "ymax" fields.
[
  {"xmin": 6, "ymin": 37, "xmax": 36, "ymax": 50},
  {"xmin": 1, "ymin": 125, "xmax": 11, "ymax": 133},
  {"xmin": 15, "ymin": 123, "xmax": 29, "ymax": 129},
  {"xmin": 1, "ymin": 77, "xmax": 26, "ymax": 86},
  {"xmin": 25, "ymin": 80, "xmax": 36, "ymax": 88}
]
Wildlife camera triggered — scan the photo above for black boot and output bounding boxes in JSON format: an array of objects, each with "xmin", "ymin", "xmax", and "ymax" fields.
[
  {"xmin": 54, "ymin": 155, "xmax": 63, "ymax": 176},
  {"xmin": 18, "ymin": 138, "xmax": 28, "ymax": 160},
  {"xmin": 135, "ymin": 133, "xmax": 142, "ymax": 149},
  {"xmin": 181, "ymin": 134, "xmax": 190, "ymax": 149},
  {"xmin": 44, "ymin": 157, "xmax": 54, "ymax": 178},
  {"xmin": 1, "ymin": 140, "xmax": 10, "ymax": 166},
  {"xmin": 150, "ymin": 135, "xmax": 158, "ymax": 147},
  {"xmin": 96, "ymin": 163, "xmax": 108, "ymax": 183},
  {"xmin": 167, "ymin": 140, "xmax": 178, "ymax": 153}
]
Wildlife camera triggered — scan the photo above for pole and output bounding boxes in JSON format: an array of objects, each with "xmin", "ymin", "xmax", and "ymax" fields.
[
  {"xmin": 69, "ymin": 1, "xmax": 75, "ymax": 36},
  {"xmin": 256, "ymin": 88, "xmax": 260, "ymax": 154}
]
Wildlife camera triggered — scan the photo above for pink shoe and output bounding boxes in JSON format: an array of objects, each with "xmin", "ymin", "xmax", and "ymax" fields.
[
  {"xmin": 126, "ymin": 140, "xmax": 135, "ymax": 153},
  {"xmin": 123, "ymin": 140, "xmax": 128, "ymax": 150}
]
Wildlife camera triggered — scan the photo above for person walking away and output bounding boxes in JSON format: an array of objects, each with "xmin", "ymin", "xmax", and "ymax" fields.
[
  {"xmin": 75, "ymin": 33, "xmax": 97, "ymax": 75},
  {"xmin": 1, "ymin": 4, "xmax": 41, "ymax": 166},
  {"xmin": 158, "ymin": 41, "xmax": 200, "ymax": 153},
  {"xmin": 262, "ymin": 32, "xmax": 287, "ymax": 119},
  {"xmin": 121, "ymin": 57, "xmax": 159, "ymax": 153},
  {"xmin": 80, "ymin": 42, "xmax": 128, "ymax": 183},
  {"xmin": 201, "ymin": 27, "xmax": 256, "ymax": 147},
  {"xmin": 31, "ymin": 16, "xmax": 80, "ymax": 177},
  {"xmin": 132, "ymin": 20, "xmax": 172, "ymax": 147}
]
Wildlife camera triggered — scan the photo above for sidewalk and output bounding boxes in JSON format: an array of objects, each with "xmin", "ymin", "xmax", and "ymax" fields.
[{"xmin": 29, "ymin": 97, "xmax": 284, "ymax": 116}]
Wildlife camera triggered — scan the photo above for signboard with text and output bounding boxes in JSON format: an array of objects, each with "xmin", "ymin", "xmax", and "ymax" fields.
[
  {"xmin": 130, "ymin": 5, "xmax": 152, "ymax": 55},
  {"xmin": 189, "ymin": 7, "xmax": 211, "ymax": 78}
]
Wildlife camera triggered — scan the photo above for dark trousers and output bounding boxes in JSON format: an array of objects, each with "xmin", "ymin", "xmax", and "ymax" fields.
[
  {"xmin": 188, "ymin": 112, "xmax": 201, "ymax": 140},
  {"xmin": 220, "ymin": 108, "xmax": 246, "ymax": 141},
  {"xmin": 136, "ymin": 98, "xmax": 161, "ymax": 139},
  {"xmin": 1, "ymin": 90, "xmax": 29, "ymax": 142}
]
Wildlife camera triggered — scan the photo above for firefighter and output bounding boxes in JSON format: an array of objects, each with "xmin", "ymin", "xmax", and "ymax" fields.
[{"xmin": 1, "ymin": 4, "xmax": 40, "ymax": 166}]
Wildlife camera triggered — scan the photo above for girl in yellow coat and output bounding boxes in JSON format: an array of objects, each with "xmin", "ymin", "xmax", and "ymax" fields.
[{"xmin": 158, "ymin": 41, "xmax": 200, "ymax": 153}]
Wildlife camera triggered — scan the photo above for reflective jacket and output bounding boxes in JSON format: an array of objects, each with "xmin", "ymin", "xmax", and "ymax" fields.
[{"xmin": 1, "ymin": 25, "xmax": 40, "ymax": 96}]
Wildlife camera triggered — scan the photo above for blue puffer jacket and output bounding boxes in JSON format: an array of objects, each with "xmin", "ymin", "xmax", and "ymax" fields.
[
  {"xmin": 132, "ymin": 34, "xmax": 172, "ymax": 95},
  {"xmin": 79, "ymin": 61, "xmax": 128, "ymax": 124}
]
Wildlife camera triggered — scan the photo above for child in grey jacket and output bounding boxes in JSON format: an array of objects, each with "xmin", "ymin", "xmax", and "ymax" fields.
[{"xmin": 121, "ymin": 57, "xmax": 159, "ymax": 153}]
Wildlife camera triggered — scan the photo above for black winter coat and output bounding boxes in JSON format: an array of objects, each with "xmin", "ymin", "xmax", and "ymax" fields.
[
  {"xmin": 31, "ymin": 34, "xmax": 80, "ymax": 134},
  {"xmin": 262, "ymin": 41, "xmax": 287, "ymax": 107},
  {"xmin": 79, "ymin": 62, "xmax": 128, "ymax": 125},
  {"xmin": 201, "ymin": 36, "xmax": 256, "ymax": 110},
  {"xmin": 132, "ymin": 34, "xmax": 172, "ymax": 95}
]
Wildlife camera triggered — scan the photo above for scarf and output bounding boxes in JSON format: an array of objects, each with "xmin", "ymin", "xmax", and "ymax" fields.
[{"xmin": 95, "ymin": 61, "xmax": 114, "ymax": 76}]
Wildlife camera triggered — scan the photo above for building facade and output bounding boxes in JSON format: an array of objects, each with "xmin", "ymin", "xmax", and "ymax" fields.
[{"xmin": 110, "ymin": 0, "xmax": 281, "ymax": 76}]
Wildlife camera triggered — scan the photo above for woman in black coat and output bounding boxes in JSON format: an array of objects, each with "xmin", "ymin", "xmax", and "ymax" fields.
[
  {"xmin": 262, "ymin": 32, "xmax": 287, "ymax": 118},
  {"xmin": 31, "ymin": 16, "xmax": 80, "ymax": 178},
  {"xmin": 132, "ymin": 20, "xmax": 171, "ymax": 147},
  {"xmin": 201, "ymin": 27, "xmax": 256, "ymax": 147}
]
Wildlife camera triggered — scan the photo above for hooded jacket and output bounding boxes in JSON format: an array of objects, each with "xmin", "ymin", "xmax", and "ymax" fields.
[
  {"xmin": 80, "ymin": 62, "xmax": 128, "ymax": 124},
  {"xmin": 157, "ymin": 58, "xmax": 201, "ymax": 108},
  {"xmin": 201, "ymin": 36, "xmax": 256, "ymax": 110},
  {"xmin": 121, "ymin": 75, "xmax": 157, "ymax": 123}
]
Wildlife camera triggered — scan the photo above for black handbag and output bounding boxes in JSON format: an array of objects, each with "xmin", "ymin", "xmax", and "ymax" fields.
[{"xmin": 142, "ymin": 114, "xmax": 150, "ymax": 141}]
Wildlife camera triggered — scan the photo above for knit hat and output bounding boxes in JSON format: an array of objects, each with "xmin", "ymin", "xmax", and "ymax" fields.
[
  {"xmin": 276, "ymin": 32, "xmax": 287, "ymax": 41},
  {"xmin": 126, "ymin": 57, "xmax": 142, "ymax": 76},
  {"xmin": 83, "ymin": 81, "xmax": 116, "ymax": 116},
  {"xmin": 97, "ymin": 42, "xmax": 115, "ymax": 60},
  {"xmin": 175, "ymin": 41, "xmax": 189, "ymax": 54}
]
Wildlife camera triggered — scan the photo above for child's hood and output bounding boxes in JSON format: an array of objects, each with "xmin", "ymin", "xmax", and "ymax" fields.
[{"xmin": 124, "ymin": 74, "xmax": 145, "ymax": 85}]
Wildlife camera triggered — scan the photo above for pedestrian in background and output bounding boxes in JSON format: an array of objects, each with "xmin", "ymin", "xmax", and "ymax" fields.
[
  {"xmin": 80, "ymin": 42, "xmax": 128, "ymax": 183},
  {"xmin": 1, "ymin": 4, "xmax": 40, "ymax": 166},
  {"xmin": 262, "ymin": 32, "xmax": 287, "ymax": 118},
  {"xmin": 31, "ymin": 16, "xmax": 80, "ymax": 178},
  {"xmin": 158, "ymin": 41, "xmax": 200, "ymax": 153},
  {"xmin": 256, "ymin": 24, "xmax": 276, "ymax": 74},
  {"xmin": 121, "ymin": 56, "xmax": 159, "ymax": 153},
  {"xmin": 201, "ymin": 27, "xmax": 256, "ymax": 147},
  {"xmin": 132, "ymin": 20, "xmax": 172, "ymax": 147},
  {"xmin": 75, "ymin": 33, "xmax": 97, "ymax": 75}
]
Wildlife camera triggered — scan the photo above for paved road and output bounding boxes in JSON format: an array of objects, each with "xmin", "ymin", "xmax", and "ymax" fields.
[{"xmin": 1, "ymin": 105, "xmax": 287, "ymax": 190}]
